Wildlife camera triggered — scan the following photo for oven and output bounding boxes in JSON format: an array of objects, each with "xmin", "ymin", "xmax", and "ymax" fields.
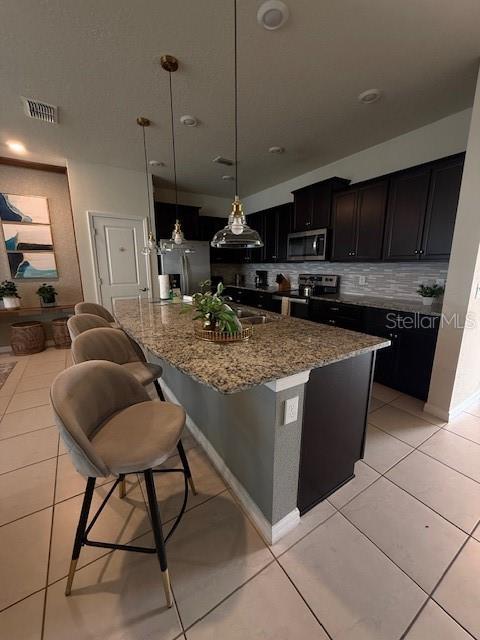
[{"xmin": 287, "ymin": 228, "xmax": 327, "ymax": 261}]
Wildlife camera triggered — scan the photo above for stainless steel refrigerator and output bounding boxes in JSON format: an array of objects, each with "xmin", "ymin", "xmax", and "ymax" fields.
[{"xmin": 159, "ymin": 240, "xmax": 211, "ymax": 295}]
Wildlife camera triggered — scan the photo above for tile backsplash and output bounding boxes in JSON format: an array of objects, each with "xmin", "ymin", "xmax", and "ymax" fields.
[{"xmin": 211, "ymin": 261, "xmax": 449, "ymax": 301}]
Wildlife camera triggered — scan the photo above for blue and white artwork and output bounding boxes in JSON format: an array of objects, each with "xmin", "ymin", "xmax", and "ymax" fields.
[
  {"xmin": 8, "ymin": 252, "xmax": 58, "ymax": 279},
  {"xmin": 0, "ymin": 194, "xmax": 50, "ymax": 224},
  {"xmin": 3, "ymin": 224, "xmax": 53, "ymax": 251}
]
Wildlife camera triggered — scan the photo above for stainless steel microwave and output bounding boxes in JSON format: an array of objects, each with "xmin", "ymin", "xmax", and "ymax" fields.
[{"xmin": 287, "ymin": 228, "xmax": 327, "ymax": 261}]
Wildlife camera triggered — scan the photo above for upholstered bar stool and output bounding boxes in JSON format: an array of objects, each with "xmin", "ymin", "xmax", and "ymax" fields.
[
  {"xmin": 74, "ymin": 301, "xmax": 115, "ymax": 323},
  {"xmin": 68, "ymin": 313, "xmax": 148, "ymax": 362},
  {"xmin": 72, "ymin": 327, "xmax": 196, "ymax": 497},
  {"xmin": 50, "ymin": 360, "xmax": 188, "ymax": 606}
]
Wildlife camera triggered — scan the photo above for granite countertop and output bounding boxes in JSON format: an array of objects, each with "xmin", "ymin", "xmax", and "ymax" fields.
[
  {"xmin": 113, "ymin": 298, "xmax": 389, "ymax": 394},
  {"xmin": 223, "ymin": 284, "xmax": 442, "ymax": 316}
]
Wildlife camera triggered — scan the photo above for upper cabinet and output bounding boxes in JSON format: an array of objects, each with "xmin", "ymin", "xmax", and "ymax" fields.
[
  {"xmin": 154, "ymin": 201, "xmax": 200, "ymax": 240},
  {"xmin": 261, "ymin": 203, "xmax": 292, "ymax": 263},
  {"xmin": 421, "ymin": 155, "xmax": 464, "ymax": 260},
  {"xmin": 292, "ymin": 178, "xmax": 350, "ymax": 232},
  {"xmin": 331, "ymin": 181, "xmax": 388, "ymax": 261},
  {"xmin": 383, "ymin": 153, "xmax": 464, "ymax": 261}
]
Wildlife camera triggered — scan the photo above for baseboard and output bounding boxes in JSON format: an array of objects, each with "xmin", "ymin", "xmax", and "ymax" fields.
[
  {"xmin": 425, "ymin": 387, "xmax": 480, "ymax": 422},
  {"xmin": 160, "ymin": 379, "xmax": 300, "ymax": 545}
]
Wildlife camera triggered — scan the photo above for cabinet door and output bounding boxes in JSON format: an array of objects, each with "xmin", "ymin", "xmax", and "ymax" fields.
[
  {"xmin": 421, "ymin": 155, "xmax": 464, "ymax": 261},
  {"xmin": 383, "ymin": 167, "xmax": 430, "ymax": 260},
  {"xmin": 395, "ymin": 321, "xmax": 439, "ymax": 400},
  {"xmin": 293, "ymin": 188, "xmax": 312, "ymax": 231},
  {"xmin": 311, "ymin": 183, "xmax": 333, "ymax": 229},
  {"xmin": 354, "ymin": 181, "xmax": 388, "ymax": 261},
  {"xmin": 246, "ymin": 212, "xmax": 265, "ymax": 263},
  {"xmin": 276, "ymin": 203, "xmax": 292, "ymax": 262},
  {"xmin": 331, "ymin": 190, "xmax": 357, "ymax": 261},
  {"xmin": 262, "ymin": 209, "xmax": 277, "ymax": 262}
]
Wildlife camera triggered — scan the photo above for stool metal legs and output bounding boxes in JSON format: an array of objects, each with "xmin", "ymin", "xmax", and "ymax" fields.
[
  {"xmin": 144, "ymin": 468, "xmax": 173, "ymax": 608},
  {"xmin": 177, "ymin": 440, "xmax": 197, "ymax": 495},
  {"xmin": 153, "ymin": 379, "xmax": 165, "ymax": 401},
  {"xmin": 65, "ymin": 476, "xmax": 96, "ymax": 596}
]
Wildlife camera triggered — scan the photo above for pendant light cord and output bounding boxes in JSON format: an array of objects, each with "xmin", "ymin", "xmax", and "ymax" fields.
[
  {"xmin": 168, "ymin": 71, "xmax": 179, "ymax": 218},
  {"xmin": 234, "ymin": 0, "xmax": 239, "ymax": 198},
  {"xmin": 141, "ymin": 124, "xmax": 153, "ymax": 232}
]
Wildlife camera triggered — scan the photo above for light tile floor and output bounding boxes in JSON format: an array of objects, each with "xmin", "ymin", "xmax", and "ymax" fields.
[{"xmin": 0, "ymin": 352, "xmax": 478, "ymax": 639}]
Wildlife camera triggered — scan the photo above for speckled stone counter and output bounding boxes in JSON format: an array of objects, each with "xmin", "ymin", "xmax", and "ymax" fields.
[{"xmin": 113, "ymin": 298, "xmax": 389, "ymax": 394}]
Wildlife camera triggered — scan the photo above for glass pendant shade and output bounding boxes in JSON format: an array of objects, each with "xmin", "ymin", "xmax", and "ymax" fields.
[{"xmin": 211, "ymin": 196, "xmax": 264, "ymax": 249}]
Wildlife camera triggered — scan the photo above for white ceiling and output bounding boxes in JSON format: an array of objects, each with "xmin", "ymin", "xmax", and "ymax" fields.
[{"xmin": 0, "ymin": 0, "xmax": 479, "ymax": 197}]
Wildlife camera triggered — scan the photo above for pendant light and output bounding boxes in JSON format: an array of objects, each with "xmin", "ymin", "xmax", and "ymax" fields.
[
  {"xmin": 159, "ymin": 54, "xmax": 193, "ymax": 254},
  {"xmin": 211, "ymin": 0, "xmax": 264, "ymax": 250},
  {"xmin": 138, "ymin": 117, "xmax": 159, "ymax": 256}
]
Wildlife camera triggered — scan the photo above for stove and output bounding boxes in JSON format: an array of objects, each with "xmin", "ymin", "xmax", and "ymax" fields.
[{"xmin": 298, "ymin": 273, "xmax": 340, "ymax": 297}]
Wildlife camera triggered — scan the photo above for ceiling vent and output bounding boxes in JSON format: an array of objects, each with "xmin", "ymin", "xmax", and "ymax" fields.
[
  {"xmin": 21, "ymin": 97, "xmax": 58, "ymax": 124},
  {"xmin": 212, "ymin": 156, "xmax": 234, "ymax": 166}
]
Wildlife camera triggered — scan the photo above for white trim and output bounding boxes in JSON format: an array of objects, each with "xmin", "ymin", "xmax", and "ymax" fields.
[
  {"xmin": 265, "ymin": 369, "xmax": 311, "ymax": 392},
  {"xmin": 425, "ymin": 386, "xmax": 480, "ymax": 422},
  {"xmin": 160, "ymin": 379, "xmax": 300, "ymax": 545}
]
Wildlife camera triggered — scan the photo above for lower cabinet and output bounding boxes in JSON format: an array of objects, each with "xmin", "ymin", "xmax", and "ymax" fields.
[
  {"xmin": 308, "ymin": 301, "xmax": 439, "ymax": 401},
  {"xmin": 223, "ymin": 287, "xmax": 281, "ymax": 312}
]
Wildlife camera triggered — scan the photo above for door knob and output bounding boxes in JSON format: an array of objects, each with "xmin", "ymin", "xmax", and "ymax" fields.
[{"xmin": 139, "ymin": 287, "xmax": 148, "ymax": 292}]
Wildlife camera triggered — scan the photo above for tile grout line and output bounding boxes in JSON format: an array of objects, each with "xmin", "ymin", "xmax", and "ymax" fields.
[
  {"xmin": 40, "ymin": 433, "xmax": 61, "ymax": 640},
  {"xmin": 399, "ymin": 514, "xmax": 480, "ymax": 639},
  {"xmin": 0, "ymin": 422, "xmax": 57, "ymax": 444}
]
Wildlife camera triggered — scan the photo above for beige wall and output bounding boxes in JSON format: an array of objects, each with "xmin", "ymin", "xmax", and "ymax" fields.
[
  {"xmin": 427, "ymin": 65, "xmax": 480, "ymax": 418},
  {"xmin": 0, "ymin": 163, "xmax": 82, "ymax": 308},
  {"xmin": 67, "ymin": 159, "xmax": 155, "ymax": 301}
]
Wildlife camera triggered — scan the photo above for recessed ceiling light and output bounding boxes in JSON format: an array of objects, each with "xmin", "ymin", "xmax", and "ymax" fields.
[
  {"xmin": 6, "ymin": 140, "xmax": 26, "ymax": 154},
  {"xmin": 149, "ymin": 160, "xmax": 165, "ymax": 167},
  {"xmin": 257, "ymin": 0, "xmax": 289, "ymax": 30},
  {"xmin": 180, "ymin": 115, "xmax": 198, "ymax": 127},
  {"xmin": 221, "ymin": 175, "xmax": 234, "ymax": 181},
  {"xmin": 358, "ymin": 89, "xmax": 382, "ymax": 104},
  {"xmin": 268, "ymin": 146, "xmax": 285, "ymax": 154}
]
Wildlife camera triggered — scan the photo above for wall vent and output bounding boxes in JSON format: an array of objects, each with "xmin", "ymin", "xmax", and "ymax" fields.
[
  {"xmin": 21, "ymin": 97, "xmax": 58, "ymax": 124},
  {"xmin": 212, "ymin": 156, "xmax": 234, "ymax": 166}
]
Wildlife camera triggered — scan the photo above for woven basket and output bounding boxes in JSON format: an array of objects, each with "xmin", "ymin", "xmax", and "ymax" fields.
[{"xmin": 194, "ymin": 324, "xmax": 253, "ymax": 343}]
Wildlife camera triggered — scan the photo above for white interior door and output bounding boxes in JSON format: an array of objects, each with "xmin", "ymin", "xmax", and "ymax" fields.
[{"xmin": 91, "ymin": 214, "xmax": 150, "ymax": 312}]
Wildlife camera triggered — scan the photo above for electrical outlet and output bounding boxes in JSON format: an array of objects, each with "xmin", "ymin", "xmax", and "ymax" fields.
[
  {"xmin": 359, "ymin": 276, "xmax": 367, "ymax": 286},
  {"xmin": 284, "ymin": 396, "xmax": 299, "ymax": 425}
]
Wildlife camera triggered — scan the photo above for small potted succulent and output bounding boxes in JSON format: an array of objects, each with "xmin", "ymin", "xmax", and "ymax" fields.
[
  {"xmin": 36, "ymin": 283, "xmax": 58, "ymax": 307},
  {"xmin": 0, "ymin": 280, "xmax": 21, "ymax": 309},
  {"xmin": 417, "ymin": 282, "xmax": 444, "ymax": 306}
]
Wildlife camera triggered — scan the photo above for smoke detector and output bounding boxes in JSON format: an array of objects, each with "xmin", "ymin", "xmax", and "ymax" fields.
[
  {"xmin": 257, "ymin": 1, "xmax": 289, "ymax": 30},
  {"xmin": 358, "ymin": 89, "xmax": 382, "ymax": 104},
  {"xmin": 21, "ymin": 97, "xmax": 58, "ymax": 123},
  {"xmin": 213, "ymin": 156, "xmax": 234, "ymax": 166},
  {"xmin": 180, "ymin": 115, "xmax": 198, "ymax": 127}
]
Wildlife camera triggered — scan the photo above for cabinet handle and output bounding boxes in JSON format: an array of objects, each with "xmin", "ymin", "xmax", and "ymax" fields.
[
  {"xmin": 419, "ymin": 249, "xmax": 424, "ymax": 255},
  {"xmin": 272, "ymin": 255, "xmax": 277, "ymax": 259},
  {"xmin": 414, "ymin": 250, "xmax": 419, "ymax": 254},
  {"xmin": 351, "ymin": 251, "xmax": 356, "ymax": 256}
]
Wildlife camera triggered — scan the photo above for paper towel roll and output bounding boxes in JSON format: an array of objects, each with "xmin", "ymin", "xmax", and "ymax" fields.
[{"xmin": 158, "ymin": 275, "xmax": 170, "ymax": 300}]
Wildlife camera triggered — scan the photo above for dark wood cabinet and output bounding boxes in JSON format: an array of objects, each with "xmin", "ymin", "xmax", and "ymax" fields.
[
  {"xmin": 292, "ymin": 177, "xmax": 350, "ymax": 232},
  {"xmin": 331, "ymin": 181, "xmax": 387, "ymax": 261},
  {"xmin": 154, "ymin": 201, "xmax": 200, "ymax": 241},
  {"xmin": 383, "ymin": 167, "xmax": 431, "ymax": 261},
  {"xmin": 383, "ymin": 154, "xmax": 464, "ymax": 262},
  {"xmin": 421, "ymin": 155, "xmax": 464, "ymax": 260},
  {"xmin": 261, "ymin": 203, "xmax": 292, "ymax": 263}
]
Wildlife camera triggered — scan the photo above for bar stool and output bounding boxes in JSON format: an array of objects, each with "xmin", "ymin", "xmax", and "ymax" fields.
[
  {"xmin": 74, "ymin": 302, "xmax": 115, "ymax": 323},
  {"xmin": 50, "ymin": 360, "xmax": 188, "ymax": 606},
  {"xmin": 67, "ymin": 313, "xmax": 110, "ymax": 340},
  {"xmin": 71, "ymin": 327, "xmax": 196, "ymax": 497},
  {"xmin": 68, "ymin": 313, "xmax": 147, "ymax": 362}
]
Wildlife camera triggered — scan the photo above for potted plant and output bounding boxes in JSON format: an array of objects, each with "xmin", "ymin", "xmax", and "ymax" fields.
[
  {"xmin": 0, "ymin": 280, "xmax": 21, "ymax": 309},
  {"xmin": 36, "ymin": 283, "xmax": 57, "ymax": 307},
  {"xmin": 190, "ymin": 281, "xmax": 241, "ymax": 332},
  {"xmin": 417, "ymin": 282, "xmax": 444, "ymax": 306}
]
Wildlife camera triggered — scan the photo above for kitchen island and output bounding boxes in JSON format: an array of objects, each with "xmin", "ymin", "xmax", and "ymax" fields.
[{"xmin": 114, "ymin": 298, "xmax": 389, "ymax": 543}]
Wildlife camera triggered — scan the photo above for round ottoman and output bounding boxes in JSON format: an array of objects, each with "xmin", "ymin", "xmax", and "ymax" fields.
[
  {"xmin": 52, "ymin": 317, "xmax": 72, "ymax": 349},
  {"xmin": 11, "ymin": 321, "xmax": 46, "ymax": 355}
]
